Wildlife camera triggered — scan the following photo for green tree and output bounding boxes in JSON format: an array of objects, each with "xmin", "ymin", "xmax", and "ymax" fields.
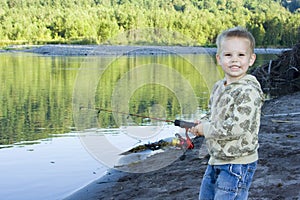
[{"xmin": 0, "ymin": 0, "xmax": 299, "ymax": 46}]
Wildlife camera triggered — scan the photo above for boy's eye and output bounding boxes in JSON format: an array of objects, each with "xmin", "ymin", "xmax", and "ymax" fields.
[
  {"xmin": 224, "ymin": 53, "xmax": 231, "ymax": 57},
  {"xmin": 239, "ymin": 54, "xmax": 245, "ymax": 56}
]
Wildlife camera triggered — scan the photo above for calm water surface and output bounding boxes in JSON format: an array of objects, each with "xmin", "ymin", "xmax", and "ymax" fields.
[{"xmin": 0, "ymin": 51, "xmax": 277, "ymax": 199}]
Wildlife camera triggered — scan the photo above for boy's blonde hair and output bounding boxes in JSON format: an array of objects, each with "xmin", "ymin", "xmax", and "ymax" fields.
[{"xmin": 216, "ymin": 26, "xmax": 255, "ymax": 54}]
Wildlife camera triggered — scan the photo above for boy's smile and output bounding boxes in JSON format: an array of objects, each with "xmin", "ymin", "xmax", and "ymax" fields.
[{"xmin": 216, "ymin": 37, "xmax": 256, "ymax": 84}]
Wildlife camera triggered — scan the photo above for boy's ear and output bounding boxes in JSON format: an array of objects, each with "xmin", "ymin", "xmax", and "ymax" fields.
[
  {"xmin": 249, "ymin": 53, "xmax": 256, "ymax": 66},
  {"xmin": 216, "ymin": 54, "xmax": 221, "ymax": 65}
]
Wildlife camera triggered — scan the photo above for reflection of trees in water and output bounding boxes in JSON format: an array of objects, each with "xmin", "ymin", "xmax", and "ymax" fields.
[
  {"xmin": 95, "ymin": 54, "xmax": 218, "ymax": 128},
  {"xmin": 0, "ymin": 55, "xmax": 78, "ymax": 145}
]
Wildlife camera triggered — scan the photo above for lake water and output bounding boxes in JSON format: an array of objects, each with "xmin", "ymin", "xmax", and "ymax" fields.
[{"xmin": 0, "ymin": 50, "xmax": 277, "ymax": 199}]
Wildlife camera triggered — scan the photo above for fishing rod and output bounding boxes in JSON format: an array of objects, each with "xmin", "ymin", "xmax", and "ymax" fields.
[
  {"xmin": 87, "ymin": 107, "xmax": 202, "ymax": 161},
  {"xmin": 93, "ymin": 107, "xmax": 198, "ymax": 129}
]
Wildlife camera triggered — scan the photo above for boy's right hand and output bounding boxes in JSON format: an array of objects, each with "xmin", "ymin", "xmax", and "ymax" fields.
[{"xmin": 190, "ymin": 123, "xmax": 204, "ymax": 137}]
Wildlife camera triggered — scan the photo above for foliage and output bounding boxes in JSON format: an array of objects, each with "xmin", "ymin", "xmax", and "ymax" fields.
[{"xmin": 0, "ymin": 0, "xmax": 299, "ymax": 47}]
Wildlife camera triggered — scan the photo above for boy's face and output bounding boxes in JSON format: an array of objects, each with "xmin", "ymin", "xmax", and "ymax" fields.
[{"xmin": 216, "ymin": 37, "xmax": 256, "ymax": 84}]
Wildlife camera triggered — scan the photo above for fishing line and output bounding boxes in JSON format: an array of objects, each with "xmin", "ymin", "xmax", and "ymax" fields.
[{"xmin": 88, "ymin": 106, "xmax": 199, "ymax": 129}]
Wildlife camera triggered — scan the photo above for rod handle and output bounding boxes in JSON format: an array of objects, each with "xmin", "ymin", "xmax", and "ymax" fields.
[{"xmin": 174, "ymin": 119, "xmax": 197, "ymax": 129}]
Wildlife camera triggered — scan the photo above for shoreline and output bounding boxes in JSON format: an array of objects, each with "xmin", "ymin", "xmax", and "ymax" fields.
[
  {"xmin": 64, "ymin": 137, "xmax": 208, "ymax": 200},
  {"xmin": 62, "ymin": 168, "xmax": 125, "ymax": 200},
  {"xmin": 1, "ymin": 44, "xmax": 289, "ymax": 56}
]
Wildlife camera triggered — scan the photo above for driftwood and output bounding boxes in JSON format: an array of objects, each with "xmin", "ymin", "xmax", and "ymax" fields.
[{"xmin": 251, "ymin": 43, "xmax": 300, "ymax": 97}]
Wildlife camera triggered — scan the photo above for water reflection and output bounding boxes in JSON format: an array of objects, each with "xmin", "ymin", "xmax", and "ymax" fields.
[
  {"xmin": 73, "ymin": 52, "xmax": 219, "ymax": 131},
  {"xmin": 0, "ymin": 52, "xmax": 275, "ymax": 145},
  {"xmin": 0, "ymin": 53, "xmax": 81, "ymax": 144}
]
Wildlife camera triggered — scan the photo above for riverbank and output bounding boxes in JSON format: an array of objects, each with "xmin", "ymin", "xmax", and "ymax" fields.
[
  {"xmin": 2, "ymin": 44, "xmax": 289, "ymax": 56},
  {"xmin": 64, "ymin": 92, "xmax": 300, "ymax": 200}
]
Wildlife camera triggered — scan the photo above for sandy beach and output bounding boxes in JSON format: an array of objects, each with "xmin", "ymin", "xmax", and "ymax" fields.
[{"xmin": 5, "ymin": 45, "xmax": 299, "ymax": 199}]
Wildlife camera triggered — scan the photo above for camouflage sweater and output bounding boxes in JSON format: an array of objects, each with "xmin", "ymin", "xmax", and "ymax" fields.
[{"xmin": 201, "ymin": 74, "xmax": 264, "ymax": 165}]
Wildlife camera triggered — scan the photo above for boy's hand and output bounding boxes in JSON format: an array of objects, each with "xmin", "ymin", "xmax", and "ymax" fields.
[{"xmin": 190, "ymin": 123, "xmax": 204, "ymax": 137}]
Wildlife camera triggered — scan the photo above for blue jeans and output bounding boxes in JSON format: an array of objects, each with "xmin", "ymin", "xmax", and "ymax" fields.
[{"xmin": 199, "ymin": 161, "xmax": 257, "ymax": 200}]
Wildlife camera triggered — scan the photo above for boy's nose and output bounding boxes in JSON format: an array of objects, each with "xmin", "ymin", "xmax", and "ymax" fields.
[{"xmin": 231, "ymin": 55, "xmax": 239, "ymax": 63}]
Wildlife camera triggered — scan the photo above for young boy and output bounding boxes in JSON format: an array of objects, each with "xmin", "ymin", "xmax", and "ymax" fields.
[{"xmin": 190, "ymin": 27, "xmax": 264, "ymax": 199}]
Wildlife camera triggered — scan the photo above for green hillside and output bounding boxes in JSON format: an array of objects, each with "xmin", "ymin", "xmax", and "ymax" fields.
[{"xmin": 0, "ymin": 0, "xmax": 299, "ymax": 47}]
